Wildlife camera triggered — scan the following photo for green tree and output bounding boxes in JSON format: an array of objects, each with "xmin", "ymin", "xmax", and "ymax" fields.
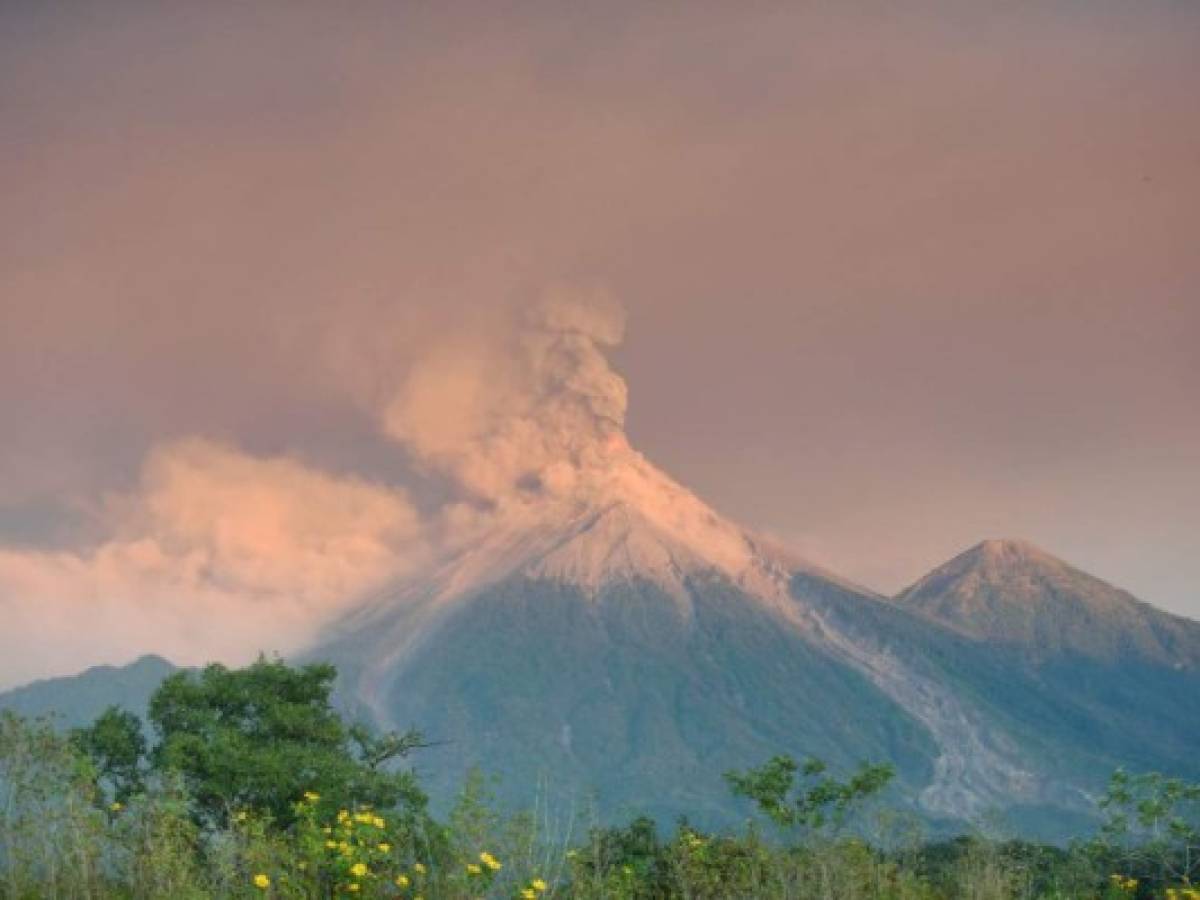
[
  {"xmin": 148, "ymin": 656, "xmax": 427, "ymax": 827},
  {"xmin": 1096, "ymin": 767, "xmax": 1200, "ymax": 889},
  {"xmin": 71, "ymin": 705, "xmax": 147, "ymax": 805},
  {"xmin": 725, "ymin": 755, "xmax": 895, "ymax": 838}
]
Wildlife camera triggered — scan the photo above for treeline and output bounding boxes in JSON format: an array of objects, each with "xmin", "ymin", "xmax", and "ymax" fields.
[{"xmin": 1, "ymin": 658, "xmax": 1198, "ymax": 899}]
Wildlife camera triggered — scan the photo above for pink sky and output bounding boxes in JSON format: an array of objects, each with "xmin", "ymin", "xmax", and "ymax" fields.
[{"xmin": 1, "ymin": 2, "xmax": 1197, "ymax": 683}]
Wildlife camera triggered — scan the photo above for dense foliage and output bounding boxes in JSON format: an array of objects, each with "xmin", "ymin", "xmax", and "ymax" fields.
[
  {"xmin": 145, "ymin": 660, "xmax": 426, "ymax": 829},
  {"xmin": 1, "ymin": 659, "xmax": 1197, "ymax": 899}
]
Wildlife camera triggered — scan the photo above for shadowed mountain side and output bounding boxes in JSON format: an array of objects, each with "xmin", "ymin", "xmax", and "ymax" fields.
[
  {"xmin": 795, "ymin": 572, "xmax": 1200, "ymax": 806},
  {"xmin": 314, "ymin": 574, "xmax": 938, "ymax": 829}
]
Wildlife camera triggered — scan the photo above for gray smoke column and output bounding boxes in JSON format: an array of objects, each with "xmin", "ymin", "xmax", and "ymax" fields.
[{"xmin": 382, "ymin": 287, "xmax": 631, "ymax": 504}]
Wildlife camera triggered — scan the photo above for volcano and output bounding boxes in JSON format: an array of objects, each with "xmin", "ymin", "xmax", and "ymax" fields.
[
  {"xmin": 8, "ymin": 297, "xmax": 1195, "ymax": 838},
  {"xmin": 302, "ymin": 442, "xmax": 1200, "ymax": 835}
]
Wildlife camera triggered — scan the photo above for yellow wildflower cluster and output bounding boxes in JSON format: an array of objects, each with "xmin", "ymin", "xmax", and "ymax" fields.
[
  {"xmin": 245, "ymin": 790, "xmax": 439, "ymax": 898},
  {"xmin": 479, "ymin": 850, "xmax": 502, "ymax": 871},
  {"xmin": 1166, "ymin": 888, "xmax": 1200, "ymax": 900},
  {"xmin": 1109, "ymin": 874, "xmax": 1138, "ymax": 893},
  {"xmin": 519, "ymin": 876, "xmax": 549, "ymax": 898},
  {"xmin": 392, "ymin": 861, "xmax": 426, "ymax": 896},
  {"xmin": 292, "ymin": 793, "xmax": 410, "ymax": 895}
]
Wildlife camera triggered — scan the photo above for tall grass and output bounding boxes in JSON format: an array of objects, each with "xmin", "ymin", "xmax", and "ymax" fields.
[{"xmin": 2, "ymin": 711, "xmax": 1197, "ymax": 899}]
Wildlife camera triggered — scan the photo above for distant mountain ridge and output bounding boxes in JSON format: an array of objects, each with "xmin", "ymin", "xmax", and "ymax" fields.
[{"xmin": 0, "ymin": 654, "xmax": 176, "ymax": 727}]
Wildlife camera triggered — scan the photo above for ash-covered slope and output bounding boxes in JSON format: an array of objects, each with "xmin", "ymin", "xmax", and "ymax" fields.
[
  {"xmin": 896, "ymin": 539, "xmax": 1200, "ymax": 668},
  {"xmin": 308, "ymin": 485, "xmax": 946, "ymax": 827},
  {"xmin": 303, "ymin": 455, "xmax": 1120, "ymax": 834}
]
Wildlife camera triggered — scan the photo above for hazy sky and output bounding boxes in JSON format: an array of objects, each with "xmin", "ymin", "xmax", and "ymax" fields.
[{"xmin": 2, "ymin": 2, "xmax": 1198, "ymax": 684}]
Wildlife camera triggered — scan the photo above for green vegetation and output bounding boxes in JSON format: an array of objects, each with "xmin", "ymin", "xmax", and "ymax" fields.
[
  {"xmin": 2, "ymin": 658, "xmax": 1198, "ymax": 899},
  {"xmin": 146, "ymin": 661, "xmax": 425, "ymax": 829}
]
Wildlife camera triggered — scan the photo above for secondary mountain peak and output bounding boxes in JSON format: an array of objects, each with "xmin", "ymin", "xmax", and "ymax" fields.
[
  {"xmin": 896, "ymin": 540, "xmax": 1200, "ymax": 667},
  {"xmin": 972, "ymin": 537, "xmax": 1057, "ymax": 563}
]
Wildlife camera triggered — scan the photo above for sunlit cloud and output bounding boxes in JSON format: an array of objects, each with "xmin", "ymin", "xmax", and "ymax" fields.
[{"xmin": 0, "ymin": 439, "xmax": 426, "ymax": 685}]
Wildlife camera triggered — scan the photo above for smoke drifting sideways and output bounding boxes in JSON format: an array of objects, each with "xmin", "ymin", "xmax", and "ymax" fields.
[{"xmin": 0, "ymin": 290, "xmax": 653, "ymax": 687}]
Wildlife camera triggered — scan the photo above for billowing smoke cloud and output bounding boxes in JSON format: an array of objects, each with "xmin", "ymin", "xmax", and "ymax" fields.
[
  {"xmin": 0, "ymin": 439, "xmax": 426, "ymax": 686},
  {"xmin": 0, "ymin": 290, "xmax": 642, "ymax": 687},
  {"xmin": 382, "ymin": 287, "xmax": 631, "ymax": 505},
  {"xmin": 379, "ymin": 290, "xmax": 777, "ymax": 589}
]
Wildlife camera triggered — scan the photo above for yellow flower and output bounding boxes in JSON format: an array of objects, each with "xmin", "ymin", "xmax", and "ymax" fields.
[
  {"xmin": 395, "ymin": 874, "xmax": 410, "ymax": 888},
  {"xmin": 373, "ymin": 816, "xmax": 386, "ymax": 828},
  {"xmin": 339, "ymin": 841, "xmax": 351, "ymax": 855},
  {"xmin": 413, "ymin": 863, "xmax": 426, "ymax": 875},
  {"xmin": 348, "ymin": 884, "xmax": 360, "ymax": 893},
  {"xmin": 466, "ymin": 863, "xmax": 482, "ymax": 875},
  {"xmin": 253, "ymin": 873, "xmax": 270, "ymax": 889},
  {"xmin": 303, "ymin": 790, "xmax": 320, "ymax": 802},
  {"xmin": 532, "ymin": 878, "xmax": 548, "ymax": 892},
  {"xmin": 480, "ymin": 851, "xmax": 502, "ymax": 871},
  {"xmin": 521, "ymin": 890, "xmax": 536, "ymax": 900},
  {"xmin": 350, "ymin": 862, "xmax": 368, "ymax": 878},
  {"xmin": 236, "ymin": 810, "xmax": 247, "ymax": 823},
  {"xmin": 377, "ymin": 842, "xmax": 391, "ymax": 853},
  {"xmin": 109, "ymin": 801, "xmax": 122, "ymax": 813},
  {"xmin": 337, "ymin": 809, "xmax": 350, "ymax": 822}
]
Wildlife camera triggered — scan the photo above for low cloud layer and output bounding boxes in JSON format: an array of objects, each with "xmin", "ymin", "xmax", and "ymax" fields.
[
  {"xmin": 0, "ymin": 439, "xmax": 426, "ymax": 685},
  {"xmin": 0, "ymin": 290, "xmax": 646, "ymax": 686}
]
